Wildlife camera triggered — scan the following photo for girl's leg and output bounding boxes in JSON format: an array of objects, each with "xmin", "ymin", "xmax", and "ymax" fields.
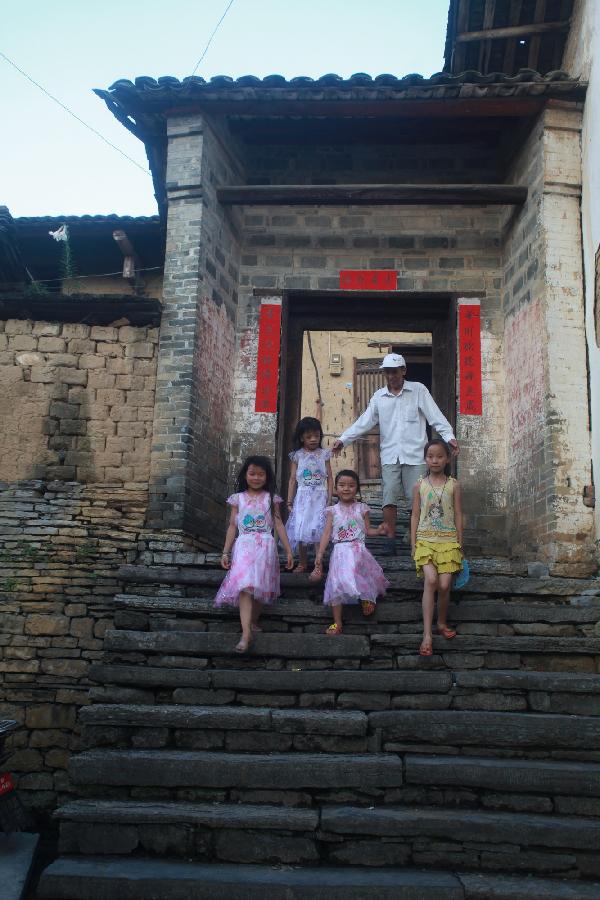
[
  {"xmin": 295, "ymin": 542, "xmax": 308, "ymax": 572},
  {"xmin": 236, "ymin": 591, "xmax": 253, "ymax": 651},
  {"xmin": 309, "ymin": 543, "xmax": 321, "ymax": 579},
  {"xmin": 326, "ymin": 603, "xmax": 343, "ymax": 634},
  {"xmin": 420, "ymin": 564, "xmax": 438, "ymax": 654},
  {"xmin": 251, "ymin": 599, "xmax": 263, "ymax": 632},
  {"xmin": 436, "ymin": 573, "xmax": 456, "ymax": 638}
]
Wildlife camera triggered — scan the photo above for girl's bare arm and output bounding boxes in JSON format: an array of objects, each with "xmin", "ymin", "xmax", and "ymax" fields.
[
  {"xmin": 274, "ymin": 502, "xmax": 294, "ymax": 569},
  {"xmin": 410, "ymin": 483, "xmax": 421, "ymax": 556},
  {"xmin": 453, "ymin": 480, "xmax": 464, "ymax": 547},
  {"xmin": 325, "ymin": 458, "xmax": 333, "ymax": 505},
  {"xmin": 287, "ymin": 461, "xmax": 298, "ymax": 509},
  {"xmin": 315, "ymin": 512, "xmax": 334, "ymax": 566},
  {"xmin": 221, "ymin": 506, "xmax": 238, "ymax": 569}
]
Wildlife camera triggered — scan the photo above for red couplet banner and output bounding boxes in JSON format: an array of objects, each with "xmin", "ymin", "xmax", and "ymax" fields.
[
  {"xmin": 339, "ymin": 270, "xmax": 397, "ymax": 291},
  {"xmin": 255, "ymin": 300, "xmax": 282, "ymax": 413},
  {"xmin": 458, "ymin": 304, "xmax": 482, "ymax": 415}
]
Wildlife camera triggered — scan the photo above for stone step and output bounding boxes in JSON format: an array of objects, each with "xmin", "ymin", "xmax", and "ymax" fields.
[
  {"xmin": 372, "ymin": 633, "xmax": 600, "ymax": 655},
  {"xmin": 405, "ymin": 754, "xmax": 600, "ymax": 798},
  {"xmin": 54, "ymin": 799, "xmax": 600, "ymax": 871},
  {"xmin": 118, "ymin": 565, "xmax": 600, "ymax": 598},
  {"xmin": 69, "ymin": 750, "xmax": 404, "ymax": 791},
  {"xmin": 36, "ymin": 857, "xmax": 600, "ymax": 900},
  {"xmin": 104, "ymin": 628, "xmax": 369, "ymax": 659},
  {"xmin": 87, "ymin": 665, "xmax": 600, "ymax": 716},
  {"xmin": 37, "ymin": 858, "xmax": 464, "ymax": 900},
  {"xmin": 113, "ymin": 593, "xmax": 600, "ymax": 625},
  {"xmin": 79, "ymin": 703, "xmax": 370, "ymax": 753},
  {"xmin": 372, "ymin": 710, "xmax": 600, "ymax": 750}
]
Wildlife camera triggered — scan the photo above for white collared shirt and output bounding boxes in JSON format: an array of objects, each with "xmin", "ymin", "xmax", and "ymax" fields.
[{"xmin": 339, "ymin": 381, "xmax": 455, "ymax": 466}]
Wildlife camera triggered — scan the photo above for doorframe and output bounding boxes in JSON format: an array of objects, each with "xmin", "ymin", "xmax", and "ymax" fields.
[{"xmin": 276, "ymin": 289, "xmax": 463, "ymax": 488}]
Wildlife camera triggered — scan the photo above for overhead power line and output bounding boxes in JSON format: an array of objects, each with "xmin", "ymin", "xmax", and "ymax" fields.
[
  {"xmin": 190, "ymin": 0, "xmax": 237, "ymax": 77},
  {"xmin": 0, "ymin": 50, "xmax": 151, "ymax": 177}
]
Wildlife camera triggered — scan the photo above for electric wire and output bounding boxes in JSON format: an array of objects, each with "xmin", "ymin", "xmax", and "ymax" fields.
[
  {"xmin": 0, "ymin": 51, "xmax": 151, "ymax": 177},
  {"xmin": 30, "ymin": 265, "xmax": 163, "ymax": 285},
  {"xmin": 190, "ymin": 0, "xmax": 237, "ymax": 77}
]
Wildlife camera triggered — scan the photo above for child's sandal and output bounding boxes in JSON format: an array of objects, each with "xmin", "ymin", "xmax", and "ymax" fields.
[
  {"xmin": 293, "ymin": 563, "xmax": 307, "ymax": 573},
  {"xmin": 435, "ymin": 626, "xmax": 457, "ymax": 640},
  {"xmin": 361, "ymin": 600, "xmax": 376, "ymax": 617},
  {"xmin": 325, "ymin": 623, "xmax": 342, "ymax": 636}
]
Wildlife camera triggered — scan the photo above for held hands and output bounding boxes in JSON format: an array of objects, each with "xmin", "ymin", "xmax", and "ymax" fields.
[{"xmin": 331, "ymin": 439, "xmax": 344, "ymax": 457}]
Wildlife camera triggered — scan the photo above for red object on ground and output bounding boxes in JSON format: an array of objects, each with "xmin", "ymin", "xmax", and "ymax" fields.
[
  {"xmin": 458, "ymin": 303, "xmax": 482, "ymax": 415},
  {"xmin": 255, "ymin": 300, "xmax": 282, "ymax": 413},
  {"xmin": 339, "ymin": 270, "xmax": 397, "ymax": 290}
]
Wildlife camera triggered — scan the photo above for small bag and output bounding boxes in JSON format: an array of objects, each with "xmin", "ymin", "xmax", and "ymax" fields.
[{"xmin": 453, "ymin": 559, "xmax": 470, "ymax": 590}]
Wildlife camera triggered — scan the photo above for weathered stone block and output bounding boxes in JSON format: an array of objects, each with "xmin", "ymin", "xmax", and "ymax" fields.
[{"xmin": 25, "ymin": 615, "xmax": 69, "ymax": 636}]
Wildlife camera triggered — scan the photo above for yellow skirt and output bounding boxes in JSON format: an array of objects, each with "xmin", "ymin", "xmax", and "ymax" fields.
[{"xmin": 414, "ymin": 539, "xmax": 462, "ymax": 578}]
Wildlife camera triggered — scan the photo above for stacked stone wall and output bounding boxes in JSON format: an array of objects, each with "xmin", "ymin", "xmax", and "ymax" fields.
[
  {"xmin": 0, "ymin": 319, "xmax": 158, "ymax": 484},
  {"xmin": 0, "ymin": 479, "xmax": 147, "ymax": 811}
]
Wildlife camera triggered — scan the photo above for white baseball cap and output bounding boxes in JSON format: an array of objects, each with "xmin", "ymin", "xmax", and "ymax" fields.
[{"xmin": 380, "ymin": 352, "xmax": 406, "ymax": 369}]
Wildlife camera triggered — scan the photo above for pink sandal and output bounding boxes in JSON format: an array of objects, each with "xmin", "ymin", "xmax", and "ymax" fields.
[{"xmin": 326, "ymin": 623, "xmax": 343, "ymax": 636}]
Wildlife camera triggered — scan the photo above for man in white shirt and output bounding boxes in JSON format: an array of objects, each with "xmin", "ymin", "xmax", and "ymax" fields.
[{"xmin": 332, "ymin": 353, "xmax": 458, "ymax": 545}]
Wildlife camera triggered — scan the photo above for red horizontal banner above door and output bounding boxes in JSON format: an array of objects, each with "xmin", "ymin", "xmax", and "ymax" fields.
[
  {"xmin": 458, "ymin": 303, "xmax": 482, "ymax": 416},
  {"xmin": 340, "ymin": 270, "xmax": 397, "ymax": 291},
  {"xmin": 255, "ymin": 299, "xmax": 282, "ymax": 413}
]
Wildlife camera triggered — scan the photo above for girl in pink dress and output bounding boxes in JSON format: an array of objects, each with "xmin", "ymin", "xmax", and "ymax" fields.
[
  {"xmin": 313, "ymin": 469, "xmax": 389, "ymax": 635},
  {"xmin": 286, "ymin": 417, "xmax": 333, "ymax": 577},
  {"xmin": 215, "ymin": 456, "xmax": 294, "ymax": 652}
]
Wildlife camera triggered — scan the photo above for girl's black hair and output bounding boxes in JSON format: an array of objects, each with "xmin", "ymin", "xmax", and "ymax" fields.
[
  {"xmin": 236, "ymin": 455, "xmax": 279, "ymax": 510},
  {"xmin": 424, "ymin": 438, "xmax": 452, "ymax": 476},
  {"xmin": 335, "ymin": 468, "xmax": 362, "ymax": 500},
  {"xmin": 292, "ymin": 416, "xmax": 323, "ymax": 450}
]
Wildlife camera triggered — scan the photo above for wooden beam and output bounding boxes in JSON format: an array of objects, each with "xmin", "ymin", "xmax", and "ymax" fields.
[
  {"xmin": 456, "ymin": 20, "xmax": 570, "ymax": 42},
  {"xmin": 113, "ymin": 229, "xmax": 137, "ymax": 281},
  {"xmin": 528, "ymin": 0, "xmax": 547, "ymax": 71},
  {"xmin": 217, "ymin": 184, "xmax": 528, "ymax": 206},
  {"xmin": 503, "ymin": 0, "xmax": 523, "ymax": 73}
]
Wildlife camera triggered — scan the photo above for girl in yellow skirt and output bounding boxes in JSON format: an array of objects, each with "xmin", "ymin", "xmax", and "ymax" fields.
[{"xmin": 410, "ymin": 438, "xmax": 463, "ymax": 657}]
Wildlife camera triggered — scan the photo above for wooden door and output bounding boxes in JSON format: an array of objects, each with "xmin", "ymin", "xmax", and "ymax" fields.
[{"xmin": 354, "ymin": 358, "xmax": 387, "ymax": 482}]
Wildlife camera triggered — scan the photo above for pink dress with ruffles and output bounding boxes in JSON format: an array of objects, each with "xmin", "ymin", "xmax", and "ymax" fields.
[
  {"xmin": 214, "ymin": 491, "xmax": 283, "ymax": 607},
  {"xmin": 323, "ymin": 501, "xmax": 389, "ymax": 606}
]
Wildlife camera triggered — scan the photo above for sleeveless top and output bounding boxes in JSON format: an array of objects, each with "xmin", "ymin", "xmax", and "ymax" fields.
[{"xmin": 416, "ymin": 476, "xmax": 458, "ymax": 543}]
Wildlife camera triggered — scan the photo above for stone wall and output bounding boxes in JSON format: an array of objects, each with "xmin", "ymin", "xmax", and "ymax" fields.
[
  {"xmin": 146, "ymin": 114, "xmax": 243, "ymax": 545},
  {"xmin": 502, "ymin": 103, "xmax": 595, "ymax": 573},
  {"xmin": 0, "ymin": 479, "xmax": 147, "ymax": 811},
  {"xmin": 0, "ymin": 318, "xmax": 158, "ymax": 484}
]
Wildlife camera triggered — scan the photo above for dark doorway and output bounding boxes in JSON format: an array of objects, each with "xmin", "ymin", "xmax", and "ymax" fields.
[{"xmin": 277, "ymin": 291, "xmax": 456, "ymax": 489}]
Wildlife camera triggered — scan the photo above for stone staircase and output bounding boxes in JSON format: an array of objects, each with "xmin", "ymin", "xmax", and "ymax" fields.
[{"xmin": 37, "ymin": 557, "xmax": 600, "ymax": 899}]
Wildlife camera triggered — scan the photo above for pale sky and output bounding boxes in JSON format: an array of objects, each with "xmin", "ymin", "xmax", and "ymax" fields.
[{"xmin": 2, "ymin": 0, "xmax": 449, "ymax": 217}]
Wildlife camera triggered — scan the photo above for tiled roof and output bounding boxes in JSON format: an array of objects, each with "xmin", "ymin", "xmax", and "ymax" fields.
[
  {"xmin": 15, "ymin": 215, "xmax": 160, "ymax": 228},
  {"xmin": 95, "ymin": 69, "xmax": 583, "ymax": 110}
]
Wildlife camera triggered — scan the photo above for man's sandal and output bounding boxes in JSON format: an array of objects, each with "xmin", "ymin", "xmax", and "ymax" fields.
[
  {"xmin": 293, "ymin": 563, "xmax": 307, "ymax": 573},
  {"xmin": 435, "ymin": 626, "xmax": 457, "ymax": 639},
  {"xmin": 326, "ymin": 623, "xmax": 343, "ymax": 636},
  {"xmin": 361, "ymin": 600, "xmax": 376, "ymax": 617},
  {"xmin": 419, "ymin": 638, "xmax": 433, "ymax": 656}
]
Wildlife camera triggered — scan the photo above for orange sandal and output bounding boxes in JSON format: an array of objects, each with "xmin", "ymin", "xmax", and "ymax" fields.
[
  {"xmin": 361, "ymin": 600, "xmax": 376, "ymax": 617},
  {"xmin": 326, "ymin": 623, "xmax": 343, "ymax": 636},
  {"xmin": 435, "ymin": 626, "xmax": 457, "ymax": 640}
]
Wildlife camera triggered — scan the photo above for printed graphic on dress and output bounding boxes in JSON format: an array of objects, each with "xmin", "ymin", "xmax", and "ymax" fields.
[
  {"xmin": 242, "ymin": 512, "xmax": 268, "ymax": 532},
  {"xmin": 337, "ymin": 518, "xmax": 360, "ymax": 541},
  {"xmin": 301, "ymin": 467, "xmax": 324, "ymax": 487}
]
